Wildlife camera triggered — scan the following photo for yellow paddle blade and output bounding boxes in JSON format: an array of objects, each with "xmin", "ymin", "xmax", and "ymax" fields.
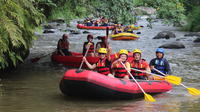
[
  {"xmin": 144, "ymin": 93, "xmax": 156, "ymax": 102},
  {"xmin": 187, "ymin": 88, "xmax": 200, "ymax": 96},
  {"xmin": 164, "ymin": 75, "xmax": 182, "ymax": 85}
]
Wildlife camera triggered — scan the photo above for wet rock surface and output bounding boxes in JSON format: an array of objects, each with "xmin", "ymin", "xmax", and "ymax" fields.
[
  {"xmin": 153, "ymin": 31, "xmax": 176, "ymax": 39},
  {"xmin": 194, "ymin": 37, "xmax": 200, "ymax": 43},
  {"xmin": 159, "ymin": 42, "xmax": 185, "ymax": 49}
]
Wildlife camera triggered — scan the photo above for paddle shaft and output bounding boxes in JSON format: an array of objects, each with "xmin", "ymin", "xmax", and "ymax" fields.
[
  {"xmin": 78, "ymin": 44, "xmax": 91, "ymax": 70},
  {"xmin": 106, "ymin": 27, "xmax": 109, "ymax": 37},
  {"xmin": 120, "ymin": 62, "xmax": 146, "ymax": 94},
  {"xmin": 132, "ymin": 68, "xmax": 165, "ymax": 78}
]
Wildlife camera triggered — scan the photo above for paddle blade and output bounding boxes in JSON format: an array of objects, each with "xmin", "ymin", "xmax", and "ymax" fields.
[
  {"xmin": 144, "ymin": 93, "xmax": 156, "ymax": 102},
  {"xmin": 187, "ymin": 88, "xmax": 200, "ymax": 96},
  {"xmin": 164, "ymin": 75, "xmax": 182, "ymax": 85}
]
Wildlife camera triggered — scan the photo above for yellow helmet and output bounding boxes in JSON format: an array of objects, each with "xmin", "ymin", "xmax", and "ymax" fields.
[
  {"xmin": 98, "ymin": 48, "xmax": 107, "ymax": 54},
  {"xmin": 119, "ymin": 49, "xmax": 128, "ymax": 55},
  {"xmin": 133, "ymin": 49, "xmax": 142, "ymax": 54}
]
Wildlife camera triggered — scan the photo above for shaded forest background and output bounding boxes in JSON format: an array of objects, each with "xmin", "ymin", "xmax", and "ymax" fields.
[{"xmin": 0, "ymin": 0, "xmax": 199, "ymax": 70}]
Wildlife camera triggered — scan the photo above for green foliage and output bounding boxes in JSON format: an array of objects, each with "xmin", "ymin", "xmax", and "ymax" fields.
[
  {"xmin": 88, "ymin": 0, "xmax": 136, "ymax": 24},
  {"xmin": 156, "ymin": 0, "xmax": 186, "ymax": 26},
  {"xmin": 136, "ymin": 0, "xmax": 186, "ymax": 26},
  {"xmin": 183, "ymin": 6, "xmax": 200, "ymax": 31},
  {"xmin": 0, "ymin": 0, "xmax": 44, "ymax": 69}
]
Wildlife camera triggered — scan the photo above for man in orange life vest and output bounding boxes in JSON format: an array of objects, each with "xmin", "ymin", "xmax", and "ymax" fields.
[
  {"xmin": 129, "ymin": 49, "xmax": 153, "ymax": 80},
  {"xmin": 83, "ymin": 48, "xmax": 114, "ymax": 77},
  {"xmin": 112, "ymin": 49, "xmax": 130, "ymax": 80},
  {"xmin": 96, "ymin": 36, "xmax": 112, "ymax": 56},
  {"xmin": 57, "ymin": 34, "xmax": 71, "ymax": 56},
  {"xmin": 82, "ymin": 34, "xmax": 95, "ymax": 57}
]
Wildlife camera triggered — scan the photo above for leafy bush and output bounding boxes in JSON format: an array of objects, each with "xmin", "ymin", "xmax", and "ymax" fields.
[
  {"xmin": 183, "ymin": 6, "xmax": 200, "ymax": 31},
  {"xmin": 0, "ymin": 0, "xmax": 44, "ymax": 69}
]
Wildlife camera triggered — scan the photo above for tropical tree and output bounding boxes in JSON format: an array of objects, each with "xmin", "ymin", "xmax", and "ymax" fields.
[{"xmin": 0, "ymin": 0, "xmax": 44, "ymax": 69}]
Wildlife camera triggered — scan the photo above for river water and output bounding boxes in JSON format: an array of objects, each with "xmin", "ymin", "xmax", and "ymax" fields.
[{"xmin": 0, "ymin": 18, "xmax": 200, "ymax": 112}]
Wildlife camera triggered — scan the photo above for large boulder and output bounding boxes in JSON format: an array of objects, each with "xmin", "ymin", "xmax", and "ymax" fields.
[
  {"xmin": 159, "ymin": 42, "xmax": 185, "ymax": 49},
  {"xmin": 194, "ymin": 37, "xmax": 200, "ymax": 43},
  {"xmin": 153, "ymin": 31, "xmax": 176, "ymax": 39},
  {"xmin": 184, "ymin": 32, "xmax": 200, "ymax": 37},
  {"xmin": 133, "ymin": 7, "xmax": 156, "ymax": 15}
]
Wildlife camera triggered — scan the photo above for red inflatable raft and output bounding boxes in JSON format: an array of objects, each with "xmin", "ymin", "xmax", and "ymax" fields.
[
  {"xmin": 77, "ymin": 24, "xmax": 114, "ymax": 30},
  {"xmin": 51, "ymin": 52, "xmax": 133, "ymax": 68},
  {"xmin": 60, "ymin": 69, "xmax": 172, "ymax": 99}
]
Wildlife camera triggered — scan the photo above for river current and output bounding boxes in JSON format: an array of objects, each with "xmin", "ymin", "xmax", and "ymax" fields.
[{"xmin": 0, "ymin": 18, "xmax": 200, "ymax": 112}]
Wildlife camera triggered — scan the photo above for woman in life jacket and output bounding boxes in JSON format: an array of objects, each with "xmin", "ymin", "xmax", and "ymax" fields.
[
  {"xmin": 82, "ymin": 34, "xmax": 95, "ymax": 57},
  {"xmin": 100, "ymin": 17, "xmax": 108, "ymax": 26},
  {"xmin": 94, "ymin": 19, "xmax": 100, "ymax": 26},
  {"xmin": 112, "ymin": 24, "xmax": 123, "ymax": 34},
  {"xmin": 129, "ymin": 49, "xmax": 153, "ymax": 80},
  {"xmin": 95, "ymin": 36, "xmax": 112, "ymax": 56},
  {"xmin": 84, "ymin": 18, "xmax": 93, "ymax": 26},
  {"xmin": 149, "ymin": 48, "xmax": 171, "ymax": 76},
  {"xmin": 83, "ymin": 48, "xmax": 114, "ymax": 77},
  {"xmin": 57, "ymin": 34, "xmax": 71, "ymax": 56},
  {"xmin": 124, "ymin": 25, "xmax": 134, "ymax": 33},
  {"xmin": 111, "ymin": 49, "xmax": 130, "ymax": 80}
]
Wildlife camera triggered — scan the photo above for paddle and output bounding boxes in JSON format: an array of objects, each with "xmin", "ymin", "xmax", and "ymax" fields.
[
  {"xmin": 153, "ymin": 68, "xmax": 200, "ymax": 96},
  {"xmin": 131, "ymin": 68, "xmax": 182, "ymax": 85},
  {"xmin": 106, "ymin": 27, "xmax": 109, "ymax": 37},
  {"xmin": 120, "ymin": 62, "xmax": 156, "ymax": 102},
  {"xmin": 31, "ymin": 52, "xmax": 53, "ymax": 63},
  {"xmin": 78, "ymin": 44, "xmax": 91, "ymax": 71}
]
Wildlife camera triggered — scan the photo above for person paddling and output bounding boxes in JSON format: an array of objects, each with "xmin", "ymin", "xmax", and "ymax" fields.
[
  {"xmin": 129, "ymin": 49, "xmax": 153, "ymax": 80},
  {"xmin": 150, "ymin": 48, "xmax": 171, "ymax": 76},
  {"xmin": 83, "ymin": 48, "xmax": 114, "ymax": 77},
  {"xmin": 57, "ymin": 34, "xmax": 71, "ymax": 56},
  {"xmin": 82, "ymin": 34, "xmax": 95, "ymax": 57},
  {"xmin": 111, "ymin": 49, "xmax": 130, "ymax": 80}
]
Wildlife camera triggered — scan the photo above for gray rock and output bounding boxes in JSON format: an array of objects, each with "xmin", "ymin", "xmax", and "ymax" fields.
[
  {"xmin": 133, "ymin": 6, "xmax": 156, "ymax": 15},
  {"xmin": 159, "ymin": 42, "xmax": 185, "ymax": 49},
  {"xmin": 43, "ymin": 24, "xmax": 54, "ymax": 29},
  {"xmin": 82, "ymin": 31, "xmax": 90, "ymax": 34},
  {"xmin": 194, "ymin": 37, "xmax": 200, "ymax": 43},
  {"xmin": 70, "ymin": 30, "xmax": 81, "ymax": 34},
  {"xmin": 51, "ymin": 18, "xmax": 65, "ymax": 23},
  {"xmin": 43, "ymin": 29, "xmax": 55, "ymax": 33},
  {"xmin": 184, "ymin": 32, "xmax": 200, "ymax": 37},
  {"xmin": 153, "ymin": 31, "xmax": 176, "ymax": 39}
]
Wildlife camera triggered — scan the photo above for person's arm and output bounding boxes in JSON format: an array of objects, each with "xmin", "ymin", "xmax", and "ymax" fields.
[
  {"xmin": 83, "ymin": 57, "xmax": 96, "ymax": 69},
  {"xmin": 164, "ymin": 59, "xmax": 172, "ymax": 75},
  {"xmin": 125, "ymin": 62, "xmax": 131, "ymax": 72},
  {"xmin": 145, "ymin": 62, "xmax": 154, "ymax": 80},
  {"xmin": 149, "ymin": 59, "xmax": 155, "ymax": 70}
]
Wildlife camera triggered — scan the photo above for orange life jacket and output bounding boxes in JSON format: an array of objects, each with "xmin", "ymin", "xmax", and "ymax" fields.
[
  {"xmin": 130, "ymin": 59, "xmax": 147, "ymax": 76},
  {"xmin": 96, "ymin": 58, "xmax": 111, "ymax": 75},
  {"xmin": 113, "ymin": 62, "xmax": 128, "ymax": 78},
  {"xmin": 84, "ymin": 42, "xmax": 94, "ymax": 53},
  {"xmin": 59, "ymin": 39, "xmax": 69, "ymax": 49}
]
